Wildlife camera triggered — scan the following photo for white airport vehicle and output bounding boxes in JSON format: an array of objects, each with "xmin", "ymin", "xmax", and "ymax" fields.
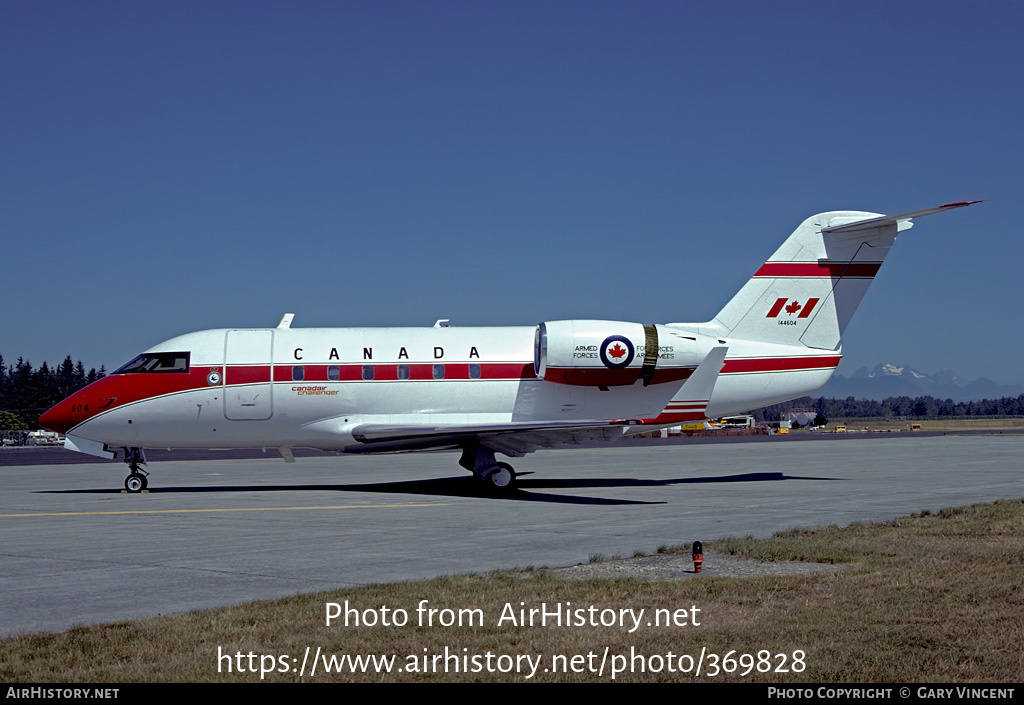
[
  {"xmin": 40, "ymin": 202, "xmax": 978, "ymax": 492},
  {"xmin": 27, "ymin": 430, "xmax": 62, "ymax": 446}
]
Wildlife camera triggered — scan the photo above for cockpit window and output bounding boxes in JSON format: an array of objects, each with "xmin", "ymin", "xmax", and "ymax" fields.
[{"xmin": 114, "ymin": 352, "xmax": 191, "ymax": 374}]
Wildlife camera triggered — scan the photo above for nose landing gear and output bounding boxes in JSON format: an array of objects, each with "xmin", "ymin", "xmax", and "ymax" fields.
[{"xmin": 122, "ymin": 447, "xmax": 149, "ymax": 493}]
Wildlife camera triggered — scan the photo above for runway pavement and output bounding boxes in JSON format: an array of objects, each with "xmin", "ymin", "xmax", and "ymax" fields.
[{"xmin": 1, "ymin": 434, "xmax": 1021, "ymax": 635}]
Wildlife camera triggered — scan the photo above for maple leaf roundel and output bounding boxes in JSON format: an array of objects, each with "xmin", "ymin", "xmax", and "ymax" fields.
[{"xmin": 599, "ymin": 335, "xmax": 635, "ymax": 370}]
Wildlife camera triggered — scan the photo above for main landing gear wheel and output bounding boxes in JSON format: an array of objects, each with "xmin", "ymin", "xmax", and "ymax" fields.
[
  {"xmin": 484, "ymin": 462, "xmax": 517, "ymax": 492},
  {"xmin": 125, "ymin": 473, "xmax": 147, "ymax": 493},
  {"xmin": 459, "ymin": 445, "xmax": 518, "ymax": 494}
]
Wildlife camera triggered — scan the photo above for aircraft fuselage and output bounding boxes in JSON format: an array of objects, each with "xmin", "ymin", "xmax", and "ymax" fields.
[{"xmin": 42, "ymin": 324, "xmax": 837, "ymax": 451}]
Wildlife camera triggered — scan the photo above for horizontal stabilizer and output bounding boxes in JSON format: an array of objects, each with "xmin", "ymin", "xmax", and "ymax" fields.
[{"xmin": 822, "ymin": 201, "xmax": 980, "ymax": 235}]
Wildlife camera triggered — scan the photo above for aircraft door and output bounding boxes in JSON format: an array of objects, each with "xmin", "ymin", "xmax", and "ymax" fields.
[{"xmin": 224, "ymin": 330, "xmax": 274, "ymax": 420}]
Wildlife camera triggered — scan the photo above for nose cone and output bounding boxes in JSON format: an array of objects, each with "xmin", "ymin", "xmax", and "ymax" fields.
[
  {"xmin": 39, "ymin": 398, "xmax": 75, "ymax": 435},
  {"xmin": 39, "ymin": 376, "xmax": 122, "ymax": 435}
]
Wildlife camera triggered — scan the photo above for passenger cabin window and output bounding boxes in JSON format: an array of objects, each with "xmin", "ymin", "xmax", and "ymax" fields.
[
  {"xmin": 432, "ymin": 364, "xmax": 445, "ymax": 380},
  {"xmin": 292, "ymin": 365, "xmax": 304, "ymax": 381},
  {"xmin": 114, "ymin": 352, "xmax": 190, "ymax": 374},
  {"xmin": 469, "ymin": 364, "xmax": 481, "ymax": 379},
  {"xmin": 398, "ymin": 364, "xmax": 410, "ymax": 380},
  {"xmin": 328, "ymin": 365, "xmax": 341, "ymax": 381},
  {"xmin": 362, "ymin": 365, "xmax": 374, "ymax": 381}
]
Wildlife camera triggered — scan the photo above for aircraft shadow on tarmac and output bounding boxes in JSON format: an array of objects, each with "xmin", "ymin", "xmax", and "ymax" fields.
[{"xmin": 41, "ymin": 471, "xmax": 842, "ymax": 506}]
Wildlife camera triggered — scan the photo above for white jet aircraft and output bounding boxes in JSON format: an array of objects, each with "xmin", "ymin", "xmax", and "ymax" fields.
[{"xmin": 40, "ymin": 201, "xmax": 978, "ymax": 492}]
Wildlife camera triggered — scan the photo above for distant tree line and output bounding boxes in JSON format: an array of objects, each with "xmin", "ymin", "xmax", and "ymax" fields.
[
  {"xmin": 0, "ymin": 354, "xmax": 105, "ymax": 429},
  {"xmin": 751, "ymin": 394, "xmax": 1024, "ymax": 423}
]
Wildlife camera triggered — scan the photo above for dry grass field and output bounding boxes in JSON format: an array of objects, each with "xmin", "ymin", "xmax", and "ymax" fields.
[{"xmin": 2, "ymin": 498, "xmax": 1022, "ymax": 683}]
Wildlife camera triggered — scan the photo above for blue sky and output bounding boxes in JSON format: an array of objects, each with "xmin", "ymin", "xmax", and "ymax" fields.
[{"xmin": 4, "ymin": 2, "xmax": 1021, "ymax": 383}]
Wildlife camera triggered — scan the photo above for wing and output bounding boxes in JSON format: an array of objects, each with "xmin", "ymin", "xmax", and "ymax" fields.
[
  {"xmin": 345, "ymin": 419, "xmax": 635, "ymax": 457},
  {"xmin": 340, "ymin": 346, "xmax": 729, "ymax": 457}
]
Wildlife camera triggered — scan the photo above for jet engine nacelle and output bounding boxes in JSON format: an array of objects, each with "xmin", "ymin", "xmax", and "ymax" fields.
[{"xmin": 534, "ymin": 320, "xmax": 711, "ymax": 387}]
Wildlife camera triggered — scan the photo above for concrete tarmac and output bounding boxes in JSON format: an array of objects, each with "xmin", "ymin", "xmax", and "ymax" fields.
[{"xmin": 1, "ymin": 434, "xmax": 1022, "ymax": 636}]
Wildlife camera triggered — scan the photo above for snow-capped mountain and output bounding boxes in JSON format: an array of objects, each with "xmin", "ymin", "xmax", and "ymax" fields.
[{"xmin": 815, "ymin": 364, "xmax": 1024, "ymax": 401}]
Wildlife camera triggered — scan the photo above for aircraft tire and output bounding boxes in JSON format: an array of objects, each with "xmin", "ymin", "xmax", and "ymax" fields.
[
  {"xmin": 485, "ymin": 463, "xmax": 517, "ymax": 492},
  {"xmin": 125, "ymin": 473, "xmax": 147, "ymax": 493}
]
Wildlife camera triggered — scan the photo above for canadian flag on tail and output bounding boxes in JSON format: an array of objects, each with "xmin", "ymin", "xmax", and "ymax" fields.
[{"xmin": 766, "ymin": 297, "xmax": 820, "ymax": 319}]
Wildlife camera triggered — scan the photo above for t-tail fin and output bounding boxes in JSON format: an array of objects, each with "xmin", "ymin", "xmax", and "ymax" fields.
[{"xmin": 695, "ymin": 202, "xmax": 979, "ymax": 351}]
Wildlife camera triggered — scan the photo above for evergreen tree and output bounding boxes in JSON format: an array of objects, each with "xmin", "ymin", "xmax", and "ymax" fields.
[
  {"xmin": 0, "ymin": 353, "xmax": 6, "ymax": 410},
  {"xmin": 1, "ymin": 353, "xmax": 104, "ymax": 427},
  {"xmin": 56, "ymin": 355, "xmax": 76, "ymax": 399}
]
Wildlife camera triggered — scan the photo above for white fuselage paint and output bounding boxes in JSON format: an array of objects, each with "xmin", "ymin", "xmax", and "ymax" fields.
[{"xmin": 64, "ymin": 325, "xmax": 835, "ymax": 451}]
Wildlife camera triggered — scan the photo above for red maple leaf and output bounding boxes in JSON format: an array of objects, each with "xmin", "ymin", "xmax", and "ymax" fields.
[
  {"xmin": 784, "ymin": 300, "xmax": 802, "ymax": 315},
  {"xmin": 607, "ymin": 343, "xmax": 627, "ymax": 359}
]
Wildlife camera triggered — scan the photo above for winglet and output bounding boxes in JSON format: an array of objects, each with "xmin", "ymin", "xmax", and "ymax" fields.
[{"xmin": 675, "ymin": 345, "xmax": 728, "ymax": 403}]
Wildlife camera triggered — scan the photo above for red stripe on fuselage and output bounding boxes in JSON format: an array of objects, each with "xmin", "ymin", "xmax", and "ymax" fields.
[
  {"xmin": 225, "ymin": 365, "xmax": 271, "ymax": 385},
  {"xmin": 39, "ymin": 367, "xmax": 221, "ymax": 434},
  {"xmin": 40, "ymin": 362, "xmax": 537, "ymax": 433},
  {"xmin": 721, "ymin": 356, "xmax": 841, "ymax": 374},
  {"xmin": 40, "ymin": 356, "xmax": 836, "ymax": 436},
  {"xmin": 640, "ymin": 411, "xmax": 707, "ymax": 424}
]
